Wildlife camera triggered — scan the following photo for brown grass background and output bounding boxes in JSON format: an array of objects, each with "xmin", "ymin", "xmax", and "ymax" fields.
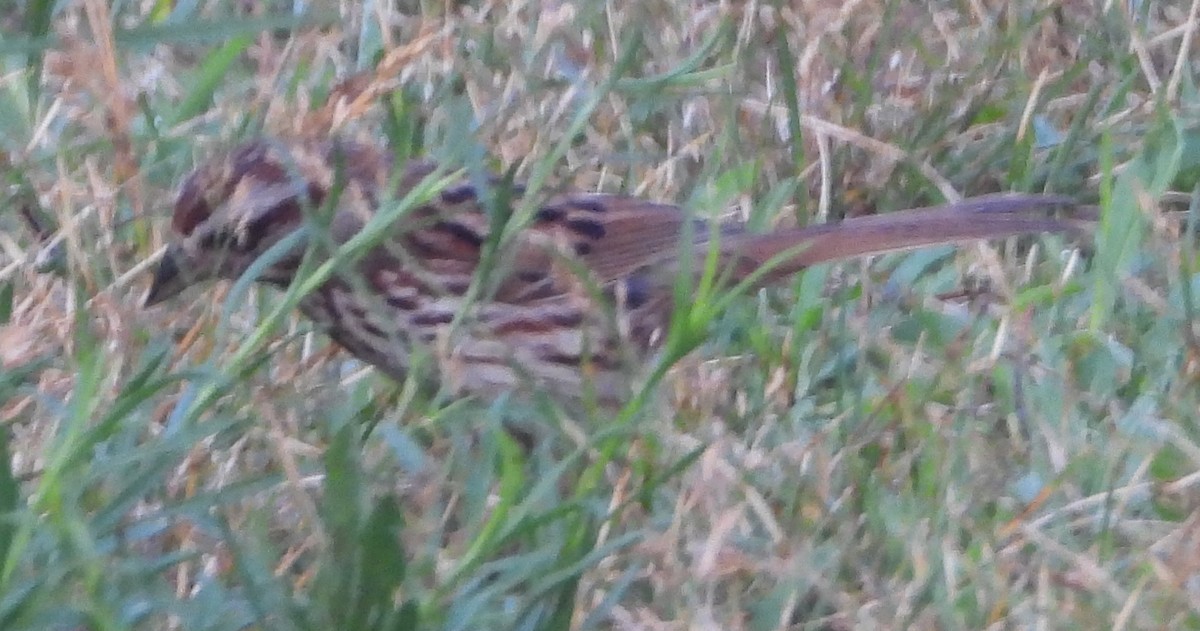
[{"xmin": 2, "ymin": 0, "xmax": 1199, "ymax": 629}]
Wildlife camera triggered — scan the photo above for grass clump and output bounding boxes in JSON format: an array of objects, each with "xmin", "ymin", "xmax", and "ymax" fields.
[{"xmin": 1, "ymin": 1, "xmax": 1198, "ymax": 629}]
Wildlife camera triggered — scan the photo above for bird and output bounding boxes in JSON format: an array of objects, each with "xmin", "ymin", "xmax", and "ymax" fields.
[{"xmin": 144, "ymin": 137, "xmax": 1086, "ymax": 406}]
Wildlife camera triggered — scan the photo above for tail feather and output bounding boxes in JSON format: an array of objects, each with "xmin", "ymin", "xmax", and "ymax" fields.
[{"xmin": 718, "ymin": 194, "xmax": 1087, "ymax": 283}]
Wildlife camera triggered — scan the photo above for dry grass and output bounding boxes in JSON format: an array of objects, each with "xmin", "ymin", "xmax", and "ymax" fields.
[{"xmin": 2, "ymin": 0, "xmax": 1200, "ymax": 629}]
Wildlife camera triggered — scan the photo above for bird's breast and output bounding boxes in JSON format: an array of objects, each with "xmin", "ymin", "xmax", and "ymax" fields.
[{"xmin": 292, "ymin": 264, "xmax": 667, "ymax": 404}]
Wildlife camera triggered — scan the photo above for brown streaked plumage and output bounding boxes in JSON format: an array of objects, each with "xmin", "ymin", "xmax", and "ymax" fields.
[{"xmin": 145, "ymin": 137, "xmax": 1086, "ymax": 404}]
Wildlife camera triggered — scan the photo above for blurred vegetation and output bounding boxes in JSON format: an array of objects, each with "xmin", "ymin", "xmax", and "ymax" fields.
[{"xmin": 1, "ymin": 1, "xmax": 1199, "ymax": 629}]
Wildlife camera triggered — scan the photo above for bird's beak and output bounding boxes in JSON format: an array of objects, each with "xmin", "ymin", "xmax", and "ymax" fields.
[{"xmin": 144, "ymin": 245, "xmax": 189, "ymax": 307}]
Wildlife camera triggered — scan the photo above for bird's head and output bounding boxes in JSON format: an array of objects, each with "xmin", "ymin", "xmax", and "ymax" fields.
[{"xmin": 143, "ymin": 138, "xmax": 390, "ymax": 306}]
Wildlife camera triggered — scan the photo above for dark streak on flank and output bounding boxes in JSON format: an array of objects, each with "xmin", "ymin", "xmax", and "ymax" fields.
[
  {"xmin": 535, "ymin": 205, "xmax": 565, "ymax": 222},
  {"xmin": 441, "ymin": 277, "xmax": 472, "ymax": 295},
  {"xmin": 258, "ymin": 251, "xmax": 305, "ymax": 286},
  {"xmin": 411, "ymin": 311, "xmax": 455, "ymax": 326},
  {"xmin": 487, "ymin": 310, "xmax": 584, "ymax": 335},
  {"xmin": 489, "ymin": 317, "xmax": 550, "ymax": 335},
  {"xmin": 400, "ymin": 209, "xmax": 447, "ymax": 258},
  {"xmin": 620, "ymin": 275, "xmax": 652, "ymax": 309},
  {"xmin": 566, "ymin": 217, "xmax": 606, "ymax": 240},
  {"xmin": 547, "ymin": 310, "xmax": 585, "ymax": 327},
  {"xmin": 401, "ymin": 236, "xmax": 439, "ymax": 259},
  {"xmin": 440, "ymin": 185, "xmax": 478, "ymax": 205},
  {"xmin": 434, "ymin": 221, "xmax": 485, "ymax": 247},
  {"xmin": 538, "ymin": 349, "xmax": 621, "ymax": 370},
  {"xmin": 385, "ymin": 294, "xmax": 419, "ymax": 310},
  {"xmin": 358, "ymin": 320, "xmax": 387, "ymax": 339},
  {"xmin": 538, "ymin": 351, "xmax": 584, "ymax": 367},
  {"xmin": 573, "ymin": 242, "xmax": 593, "ymax": 256},
  {"xmin": 365, "ymin": 261, "xmax": 434, "ymax": 297}
]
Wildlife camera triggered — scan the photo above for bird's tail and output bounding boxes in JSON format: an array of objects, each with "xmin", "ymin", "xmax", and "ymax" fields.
[{"xmin": 717, "ymin": 194, "xmax": 1089, "ymax": 284}]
